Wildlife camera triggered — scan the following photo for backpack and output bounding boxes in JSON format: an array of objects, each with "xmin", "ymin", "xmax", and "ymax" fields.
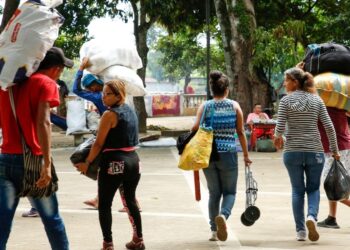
[{"xmin": 303, "ymin": 42, "xmax": 350, "ymax": 76}]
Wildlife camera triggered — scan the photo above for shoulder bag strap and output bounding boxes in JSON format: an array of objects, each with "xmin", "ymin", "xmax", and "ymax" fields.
[
  {"xmin": 199, "ymin": 100, "xmax": 215, "ymax": 127},
  {"xmin": 8, "ymin": 87, "xmax": 27, "ymax": 146}
]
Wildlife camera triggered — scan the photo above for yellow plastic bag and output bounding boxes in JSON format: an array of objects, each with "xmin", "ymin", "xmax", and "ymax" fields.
[{"xmin": 178, "ymin": 126, "xmax": 213, "ymax": 171}]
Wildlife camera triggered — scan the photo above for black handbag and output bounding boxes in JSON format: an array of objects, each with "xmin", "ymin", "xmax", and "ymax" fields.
[
  {"xmin": 9, "ymin": 88, "xmax": 58, "ymax": 198},
  {"xmin": 70, "ymin": 136, "xmax": 101, "ymax": 180},
  {"xmin": 176, "ymin": 131, "xmax": 196, "ymax": 155}
]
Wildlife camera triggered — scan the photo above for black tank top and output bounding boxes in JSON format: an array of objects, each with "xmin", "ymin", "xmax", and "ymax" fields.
[{"xmin": 103, "ymin": 104, "xmax": 139, "ymax": 149}]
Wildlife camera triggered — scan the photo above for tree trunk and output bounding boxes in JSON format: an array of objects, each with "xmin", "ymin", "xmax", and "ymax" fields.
[
  {"xmin": 214, "ymin": 0, "xmax": 270, "ymax": 118},
  {"xmin": 0, "ymin": 0, "xmax": 20, "ymax": 33},
  {"xmin": 131, "ymin": 0, "xmax": 152, "ymax": 133}
]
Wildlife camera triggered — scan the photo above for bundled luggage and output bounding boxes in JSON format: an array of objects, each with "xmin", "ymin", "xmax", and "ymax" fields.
[
  {"xmin": 99, "ymin": 65, "xmax": 146, "ymax": 96},
  {"xmin": 303, "ymin": 42, "xmax": 350, "ymax": 76},
  {"xmin": 79, "ymin": 39, "xmax": 143, "ymax": 74},
  {"xmin": 79, "ymin": 38, "xmax": 146, "ymax": 98},
  {"xmin": 303, "ymin": 42, "xmax": 350, "ymax": 111},
  {"xmin": 0, "ymin": 0, "xmax": 64, "ymax": 89},
  {"xmin": 314, "ymin": 72, "xmax": 350, "ymax": 111}
]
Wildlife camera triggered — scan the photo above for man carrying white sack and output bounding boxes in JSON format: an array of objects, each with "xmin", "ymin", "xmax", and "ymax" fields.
[{"xmin": 0, "ymin": 47, "xmax": 73, "ymax": 250}]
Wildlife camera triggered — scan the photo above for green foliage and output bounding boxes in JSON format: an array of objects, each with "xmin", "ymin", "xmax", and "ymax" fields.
[
  {"xmin": 157, "ymin": 0, "xmax": 215, "ymax": 34},
  {"xmin": 232, "ymin": 0, "xmax": 252, "ymax": 40},
  {"xmin": 147, "ymin": 50, "xmax": 166, "ymax": 82},
  {"xmin": 255, "ymin": 0, "xmax": 350, "ymax": 46},
  {"xmin": 253, "ymin": 0, "xmax": 350, "ymax": 89},
  {"xmin": 59, "ymin": 59, "xmax": 81, "ymax": 91},
  {"xmin": 254, "ymin": 22, "xmax": 306, "ymax": 91},
  {"xmin": 156, "ymin": 29, "xmax": 205, "ymax": 81}
]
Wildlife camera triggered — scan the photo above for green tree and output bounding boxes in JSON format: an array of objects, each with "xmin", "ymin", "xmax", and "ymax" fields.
[
  {"xmin": 156, "ymin": 29, "xmax": 205, "ymax": 93},
  {"xmin": 0, "ymin": 0, "xmax": 20, "ymax": 33}
]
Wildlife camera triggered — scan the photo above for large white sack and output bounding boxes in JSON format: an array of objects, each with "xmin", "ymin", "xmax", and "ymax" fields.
[
  {"xmin": 66, "ymin": 97, "xmax": 89, "ymax": 135},
  {"xmin": 99, "ymin": 65, "xmax": 146, "ymax": 97},
  {"xmin": 40, "ymin": 0, "xmax": 63, "ymax": 8},
  {"xmin": 80, "ymin": 39, "xmax": 143, "ymax": 74},
  {"xmin": 0, "ymin": 1, "xmax": 63, "ymax": 90}
]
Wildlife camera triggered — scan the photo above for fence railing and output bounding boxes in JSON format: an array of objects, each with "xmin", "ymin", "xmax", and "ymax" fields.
[{"xmin": 182, "ymin": 94, "xmax": 206, "ymax": 115}]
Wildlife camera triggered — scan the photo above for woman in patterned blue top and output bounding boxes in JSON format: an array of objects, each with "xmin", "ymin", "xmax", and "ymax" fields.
[{"xmin": 192, "ymin": 70, "xmax": 252, "ymax": 242}]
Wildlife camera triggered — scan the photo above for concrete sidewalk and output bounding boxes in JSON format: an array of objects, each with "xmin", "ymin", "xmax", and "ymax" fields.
[{"xmin": 7, "ymin": 147, "xmax": 350, "ymax": 250}]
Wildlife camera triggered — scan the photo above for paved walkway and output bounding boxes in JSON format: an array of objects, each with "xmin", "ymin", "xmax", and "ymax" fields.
[{"xmin": 7, "ymin": 146, "xmax": 350, "ymax": 250}]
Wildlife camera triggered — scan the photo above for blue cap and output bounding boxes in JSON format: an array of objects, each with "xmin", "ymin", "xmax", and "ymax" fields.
[{"xmin": 82, "ymin": 74, "xmax": 103, "ymax": 88}]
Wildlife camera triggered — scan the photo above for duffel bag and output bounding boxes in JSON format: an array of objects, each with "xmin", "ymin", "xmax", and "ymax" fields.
[{"xmin": 303, "ymin": 42, "xmax": 350, "ymax": 76}]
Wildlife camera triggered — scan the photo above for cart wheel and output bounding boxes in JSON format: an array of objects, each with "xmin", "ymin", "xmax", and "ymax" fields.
[
  {"xmin": 241, "ymin": 212, "xmax": 255, "ymax": 226},
  {"xmin": 244, "ymin": 206, "xmax": 260, "ymax": 222}
]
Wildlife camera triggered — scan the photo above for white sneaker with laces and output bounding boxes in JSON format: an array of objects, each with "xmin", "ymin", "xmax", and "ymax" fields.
[
  {"xmin": 296, "ymin": 230, "xmax": 306, "ymax": 241},
  {"xmin": 209, "ymin": 231, "xmax": 218, "ymax": 241},
  {"xmin": 306, "ymin": 215, "xmax": 319, "ymax": 242}
]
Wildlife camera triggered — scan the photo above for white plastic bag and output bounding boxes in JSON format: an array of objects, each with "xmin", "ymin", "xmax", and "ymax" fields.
[
  {"xmin": 79, "ymin": 39, "xmax": 143, "ymax": 74},
  {"xmin": 87, "ymin": 110, "xmax": 100, "ymax": 131},
  {"xmin": 66, "ymin": 97, "xmax": 89, "ymax": 135},
  {"xmin": 99, "ymin": 65, "xmax": 146, "ymax": 96},
  {"xmin": 0, "ymin": 1, "xmax": 63, "ymax": 89}
]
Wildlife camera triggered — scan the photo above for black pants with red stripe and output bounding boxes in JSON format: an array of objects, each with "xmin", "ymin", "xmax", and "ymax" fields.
[{"xmin": 98, "ymin": 151, "xmax": 142, "ymax": 243}]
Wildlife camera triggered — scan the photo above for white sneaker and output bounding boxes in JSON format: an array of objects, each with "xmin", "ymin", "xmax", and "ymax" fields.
[
  {"xmin": 215, "ymin": 215, "xmax": 228, "ymax": 241},
  {"xmin": 296, "ymin": 230, "xmax": 306, "ymax": 241},
  {"xmin": 306, "ymin": 216, "xmax": 319, "ymax": 242},
  {"xmin": 209, "ymin": 231, "xmax": 218, "ymax": 241}
]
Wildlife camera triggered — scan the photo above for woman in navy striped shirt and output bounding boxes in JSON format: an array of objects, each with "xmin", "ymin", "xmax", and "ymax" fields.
[{"xmin": 273, "ymin": 67, "xmax": 340, "ymax": 242}]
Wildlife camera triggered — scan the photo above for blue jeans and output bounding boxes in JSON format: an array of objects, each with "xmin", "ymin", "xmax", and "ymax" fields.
[
  {"xmin": 203, "ymin": 152, "xmax": 238, "ymax": 231},
  {"xmin": 283, "ymin": 152, "xmax": 324, "ymax": 232},
  {"xmin": 0, "ymin": 154, "xmax": 69, "ymax": 250}
]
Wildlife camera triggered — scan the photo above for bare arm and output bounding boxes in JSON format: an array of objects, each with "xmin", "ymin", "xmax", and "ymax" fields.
[
  {"xmin": 36, "ymin": 102, "xmax": 52, "ymax": 188},
  {"xmin": 75, "ymin": 111, "xmax": 117, "ymax": 174},
  {"xmin": 191, "ymin": 103, "xmax": 205, "ymax": 132},
  {"xmin": 273, "ymin": 98, "xmax": 287, "ymax": 149},
  {"xmin": 234, "ymin": 101, "xmax": 252, "ymax": 166}
]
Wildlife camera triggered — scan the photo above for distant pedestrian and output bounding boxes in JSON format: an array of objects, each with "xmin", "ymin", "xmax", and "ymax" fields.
[
  {"xmin": 191, "ymin": 70, "xmax": 252, "ymax": 242},
  {"xmin": 318, "ymin": 107, "xmax": 350, "ymax": 228},
  {"xmin": 75, "ymin": 80, "xmax": 144, "ymax": 250},
  {"xmin": 273, "ymin": 67, "xmax": 339, "ymax": 242},
  {"xmin": 0, "ymin": 47, "xmax": 72, "ymax": 250}
]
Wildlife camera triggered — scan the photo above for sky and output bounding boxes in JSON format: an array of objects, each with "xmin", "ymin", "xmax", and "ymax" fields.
[{"xmin": 88, "ymin": 17, "xmax": 135, "ymax": 43}]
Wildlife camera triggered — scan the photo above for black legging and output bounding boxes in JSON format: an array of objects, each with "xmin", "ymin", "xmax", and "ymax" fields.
[{"xmin": 98, "ymin": 151, "xmax": 142, "ymax": 243}]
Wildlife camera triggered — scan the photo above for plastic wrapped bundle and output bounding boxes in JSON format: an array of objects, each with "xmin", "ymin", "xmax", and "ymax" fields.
[
  {"xmin": 99, "ymin": 65, "xmax": 146, "ymax": 97},
  {"xmin": 66, "ymin": 97, "xmax": 89, "ymax": 135},
  {"xmin": 80, "ymin": 39, "xmax": 143, "ymax": 74},
  {"xmin": 0, "ymin": 1, "xmax": 64, "ymax": 89},
  {"xmin": 314, "ymin": 72, "xmax": 350, "ymax": 111}
]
